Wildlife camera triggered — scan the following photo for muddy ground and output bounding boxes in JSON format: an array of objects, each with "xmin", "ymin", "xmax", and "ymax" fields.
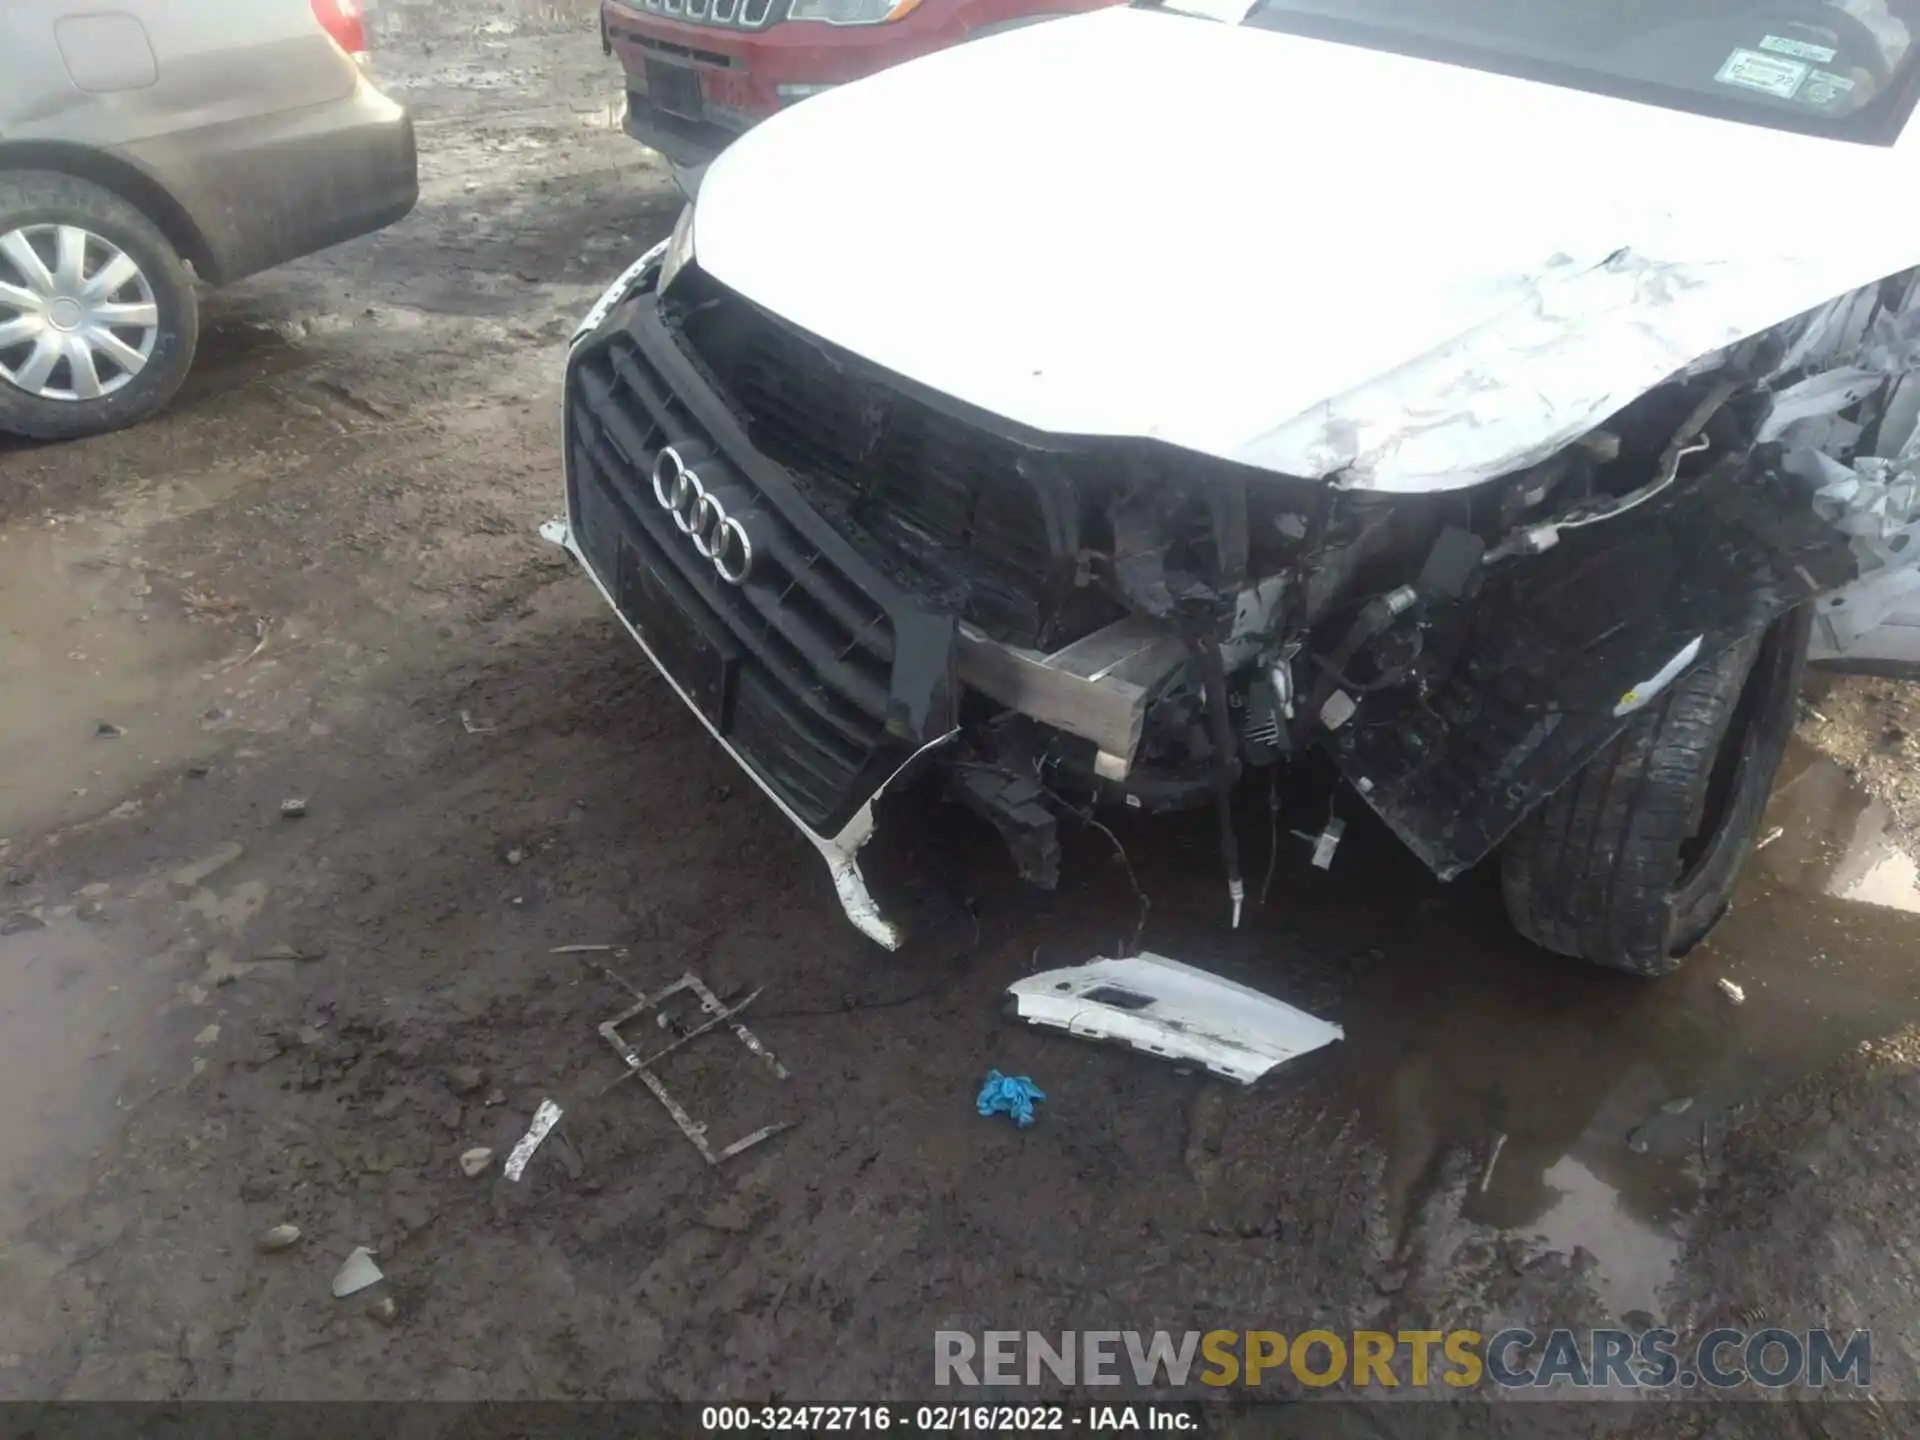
[{"xmin": 5, "ymin": 9, "xmax": 1920, "ymax": 1435}]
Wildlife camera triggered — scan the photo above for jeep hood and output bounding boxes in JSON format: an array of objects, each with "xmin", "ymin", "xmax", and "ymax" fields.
[{"xmin": 691, "ymin": 6, "xmax": 1919, "ymax": 491}]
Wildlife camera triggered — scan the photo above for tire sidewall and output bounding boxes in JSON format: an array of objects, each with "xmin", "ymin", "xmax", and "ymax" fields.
[
  {"xmin": 1664, "ymin": 605, "xmax": 1812, "ymax": 954},
  {"xmin": 0, "ymin": 176, "xmax": 199, "ymax": 440},
  {"xmin": 1499, "ymin": 604, "xmax": 1813, "ymax": 975}
]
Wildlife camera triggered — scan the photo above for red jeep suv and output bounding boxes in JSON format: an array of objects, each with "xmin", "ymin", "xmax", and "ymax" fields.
[{"xmin": 602, "ymin": 0, "xmax": 1116, "ymax": 167}]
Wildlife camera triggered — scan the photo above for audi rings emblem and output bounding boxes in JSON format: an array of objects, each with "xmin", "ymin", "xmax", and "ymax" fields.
[{"xmin": 652, "ymin": 446, "xmax": 754, "ymax": 586}]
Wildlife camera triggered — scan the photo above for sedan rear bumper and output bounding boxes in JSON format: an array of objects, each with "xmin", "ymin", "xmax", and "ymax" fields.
[{"xmin": 120, "ymin": 77, "xmax": 417, "ymax": 284}]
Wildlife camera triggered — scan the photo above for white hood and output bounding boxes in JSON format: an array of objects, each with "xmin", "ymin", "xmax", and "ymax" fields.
[{"xmin": 692, "ymin": 7, "xmax": 1920, "ymax": 492}]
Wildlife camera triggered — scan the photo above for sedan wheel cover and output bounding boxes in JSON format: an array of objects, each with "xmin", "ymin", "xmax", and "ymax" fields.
[{"xmin": 0, "ymin": 224, "xmax": 160, "ymax": 403}]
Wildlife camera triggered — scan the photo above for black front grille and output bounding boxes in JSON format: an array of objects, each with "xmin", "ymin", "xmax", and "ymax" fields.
[
  {"xmin": 566, "ymin": 303, "xmax": 951, "ymax": 833},
  {"xmin": 670, "ymin": 270, "xmax": 1075, "ymax": 648}
]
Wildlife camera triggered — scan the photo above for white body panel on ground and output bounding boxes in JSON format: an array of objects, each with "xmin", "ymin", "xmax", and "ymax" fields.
[{"xmin": 1009, "ymin": 954, "xmax": 1344, "ymax": 1084}]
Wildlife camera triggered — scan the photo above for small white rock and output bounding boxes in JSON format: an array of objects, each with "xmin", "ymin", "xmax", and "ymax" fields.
[
  {"xmin": 460, "ymin": 1146, "xmax": 494, "ymax": 1177},
  {"xmin": 331, "ymin": 1246, "xmax": 383, "ymax": 1298},
  {"xmin": 1717, "ymin": 978, "xmax": 1746, "ymax": 1005},
  {"xmin": 257, "ymin": 1223, "xmax": 302, "ymax": 1253}
]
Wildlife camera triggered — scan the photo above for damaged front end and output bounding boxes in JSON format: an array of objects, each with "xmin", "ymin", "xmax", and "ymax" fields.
[
  {"xmin": 553, "ymin": 245, "xmax": 1920, "ymax": 949},
  {"xmin": 550, "ymin": 245, "xmax": 961, "ymax": 950}
]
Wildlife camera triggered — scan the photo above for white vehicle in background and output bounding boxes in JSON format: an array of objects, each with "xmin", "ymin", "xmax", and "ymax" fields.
[{"xmin": 551, "ymin": 0, "xmax": 1920, "ymax": 975}]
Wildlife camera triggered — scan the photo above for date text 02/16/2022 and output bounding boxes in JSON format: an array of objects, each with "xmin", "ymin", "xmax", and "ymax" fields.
[{"xmin": 698, "ymin": 1405, "xmax": 1198, "ymax": 1431}]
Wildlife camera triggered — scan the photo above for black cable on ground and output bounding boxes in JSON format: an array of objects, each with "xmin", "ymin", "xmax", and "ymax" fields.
[
  {"xmin": 728, "ymin": 884, "xmax": 987, "ymax": 1021},
  {"xmin": 1038, "ymin": 780, "xmax": 1149, "ymax": 958}
]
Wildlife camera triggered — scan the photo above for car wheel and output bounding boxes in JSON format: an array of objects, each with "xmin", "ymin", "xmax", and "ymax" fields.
[
  {"xmin": 0, "ymin": 171, "xmax": 199, "ymax": 441},
  {"xmin": 1499, "ymin": 605, "xmax": 1811, "ymax": 976}
]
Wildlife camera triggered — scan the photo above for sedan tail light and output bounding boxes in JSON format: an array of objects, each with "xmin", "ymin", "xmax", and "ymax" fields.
[{"xmin": 311, "ymin": 0, "xmax": 369, "ymax": 64}]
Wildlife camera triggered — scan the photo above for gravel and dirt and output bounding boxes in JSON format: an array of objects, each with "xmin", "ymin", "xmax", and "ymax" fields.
[{"xmin": 4, "ymin": 7, "xmax": 1920, "ymax": 1434}]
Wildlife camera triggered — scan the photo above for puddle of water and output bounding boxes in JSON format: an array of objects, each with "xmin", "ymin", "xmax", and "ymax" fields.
[
  {"xmin": 1753, "ymin": 741, "xmax": 1920, "ymax": 915},
  {"xmin": 1288, "ymin": 737, "xmax": 1920, "ymax": 1318},
  {"xmin": 0, "ymin": 492, "xmax": 244, "ymax": 838},
  {"xmin": 0, "ymin": 922, "xmax": 155, "ymax": 1239},
  {"xmin": 1529, "ymin": 1156, "xmax": 1683, "ymax": 1319}
]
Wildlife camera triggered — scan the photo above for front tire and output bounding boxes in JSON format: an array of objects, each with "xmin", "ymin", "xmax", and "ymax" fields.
[
  {"xmin": 0, "ymin": 171, "xmax": 200, "ymax": 441},
  {"xmin": 1500, "ymin": 607, "xmax": 1811, "ymax": 976}
]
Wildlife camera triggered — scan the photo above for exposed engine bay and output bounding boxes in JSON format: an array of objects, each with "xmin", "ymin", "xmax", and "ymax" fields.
[
  {"xmin": 645, "ymin": 264, "xmax": 1920, "ymax": 927},
  {"xmin": 553, "ymin": 243, "xmax": 1920, "ymax": 964}
]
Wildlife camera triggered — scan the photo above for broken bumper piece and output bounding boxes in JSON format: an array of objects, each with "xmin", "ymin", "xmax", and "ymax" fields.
[
  {"xmin": 1008, "ymin": 953, "xmax": 1344, "ymax": 1084},
  {"xmin": 541, "ymin": 518, "xmax": 940, "ymax": 949}
]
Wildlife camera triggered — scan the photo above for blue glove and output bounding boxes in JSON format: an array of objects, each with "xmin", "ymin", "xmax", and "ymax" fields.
[{"xmin": 976, "ymin": 1069, "xmax": 1046, "ymax": 1128}]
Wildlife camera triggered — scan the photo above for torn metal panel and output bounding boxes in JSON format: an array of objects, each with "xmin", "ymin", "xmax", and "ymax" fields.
[
  {"xmin": 1812, "ymin": 593, "xmax": 1920, "ymax": 669},
  {"xmin": 1007, "ymin": 954, "xmax": 1342, "ymax": 1085},
  {"xmin": 1812, "ymin": 577, "xmax": 1920, "ymax": 664},
  {"xmin": 1772, "ymin": 286, "xmax": 1887, "ymax": 378},
  {"xmin": 1765, "ymin": 327, "xmax": 1920, "ymax": 671},
  {"xmin": 1329, "ymin": 460, "xmax": 1857, "ymax": 879},
  {"xmin": 1803, "ymin": 450, "xmax": 1920, "ymax": 661},
  {"xmin": 955, "ymin": 616, "xmax": 1188, "ymax": 771},
  {"xmin": 1045, "ymin": 614, "xmax": 1191, "ymax": 685},
  {"xmin": 1758, "ymin": 369, "xmax": 1887, "ymax": 445}
]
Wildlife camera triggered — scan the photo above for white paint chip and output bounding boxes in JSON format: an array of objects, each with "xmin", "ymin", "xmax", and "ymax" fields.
[
  {"xmin": 503, "ymin": 1099, "xmax": 563, "ymax": 1181},
  {"xmin": 331, "ymin": 1247, "xmax": 383, "ymax": 1298}
]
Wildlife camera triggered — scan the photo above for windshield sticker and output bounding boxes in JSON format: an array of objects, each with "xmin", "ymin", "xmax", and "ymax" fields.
[
  {"xmin": 1715, "ymin": 48, "xmax": 1811, "ymax": 98},
  {"xmin": 1804, "ymin": 67, "xmax": 1860, "ymax": 104},
  {"xmin": 1759, "ymin": 33, "xmax": 1839, "ymax": 62}
]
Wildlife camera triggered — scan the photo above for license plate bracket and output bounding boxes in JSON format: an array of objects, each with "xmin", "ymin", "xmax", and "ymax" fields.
[
  {"xmin": 644, "ymin": 59, "xmax": 704, "ymax": 121},
  {"xmin": 619, "ymin": 542, "xmax": 737, "ymax": 731}
]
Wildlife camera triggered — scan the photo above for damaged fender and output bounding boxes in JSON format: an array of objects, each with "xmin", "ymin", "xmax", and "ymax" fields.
[
  {"xmin": 1325, "ymin": 455, "xmax": 1857, "ymax": 878},
  {"xmin": 1325, "ymin": 287, "xmax": 1920, "ymax": 877}
]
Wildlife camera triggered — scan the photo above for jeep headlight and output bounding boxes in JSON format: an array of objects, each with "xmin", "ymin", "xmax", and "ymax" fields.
[
  {"xmin": 789, "ymin": 0, "xmax": 919, "ymax": 23},
  {"xmin": 658, "ymin": 203, "xmax": 697, "ymax": 294}
]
